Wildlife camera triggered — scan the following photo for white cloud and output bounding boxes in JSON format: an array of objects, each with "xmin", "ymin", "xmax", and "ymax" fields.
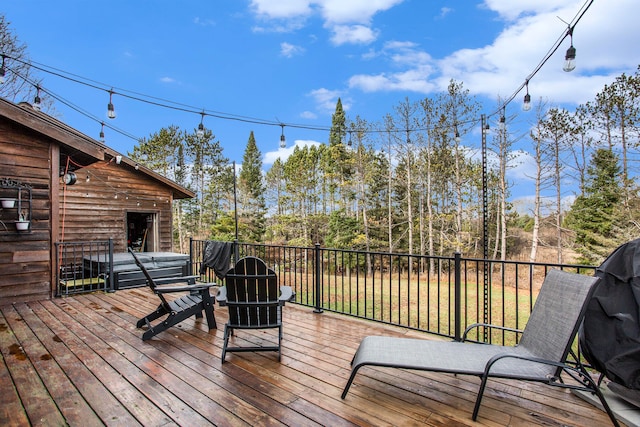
[
  {"xmin": 263, "ymin": 139, "xmax": 324, "ymax": 165},
  {"xmin": 249, "ymin": 0, "xmax": 404, "ymax": 43},
  {"xmin": 300, "ymin": 110, "xmax": 318, "ymax": 119},
  {"xmin": 193, "ymin": 17, "xmax": 216, "ymax": 26},
  {"xmin": 308, "ymin": 87, "xmax": 350, "ymax": 113},
  {"xmin": 159, "ymin": 76, "xmax": 177, "ymax": 84},
  {"xmin": 438, "ymin": 7, "xmax": 453, "ymax": 19},
  {"xmin": 280, "ymin": 42, "xmax": 305, "ymax": 57},
  {"xmin": 249, "ymin": 0, "xmax": 314, "ymax": 19},
  {"xmin": 329, "ymin": 24, "xmax": 378, "ymax": 45},
  {"xmin": 343, "ymin": 0, "xmax": 640, "ymax": 107}
]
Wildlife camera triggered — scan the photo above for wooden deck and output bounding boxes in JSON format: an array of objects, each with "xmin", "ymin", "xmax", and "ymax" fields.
[{"xmin": 0, "ymin": 287, "xmax": 622, "ymax": 426}]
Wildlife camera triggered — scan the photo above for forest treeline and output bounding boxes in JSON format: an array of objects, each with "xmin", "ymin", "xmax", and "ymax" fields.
[{"xmin": 129, "ymin": 70, "xmax": 640, "ymax": 265}]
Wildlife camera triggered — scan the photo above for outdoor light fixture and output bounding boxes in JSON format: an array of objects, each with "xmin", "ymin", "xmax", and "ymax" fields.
[
  {"xmin": 279, "ymin": 124, "xmax": 286, "ymax": 148},
  {"xmin": 107, "ymin": 90, "xmax": 116, "ymax": 119},
  {"xmin": 0, "ymin": 55, "xmax": 5, "ymax": 84},
  {"xmin": 563, "ymin": 28, "xmax": 576, "ymax": 72},
  {"xmin": 33, "ymin": 86, "xmax": 41, "ymax": 111},
  {"xmin": 523, "ymin": 81, "xmax": 532, "ymax": 112},
  {"xmin": 347, "ymin": 131, "xmax": 352, "ymax": 146},
  {"xmin": 197, "ymin": 111, "xmax": 205, "ymax": 137},
  {"xmin": 454, "ymin": 123, "xmax": 461, "ymax": 143},
  {"xmin": 499, "ymin": 108, "xmax": 506, "ymax": 131},
  {"xmin": 99, "ymin": 122, "xmax": 105, "ymax": 142}
]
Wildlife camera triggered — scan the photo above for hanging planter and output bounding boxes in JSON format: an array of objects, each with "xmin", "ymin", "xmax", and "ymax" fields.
[
  {"xmin": 15, "ymin": 220, "xmax": 30, "ymax": 231},
  {"xmin": 16, "ymin": 210, "xmax": 30, "ymax": 231},
  {"xmin": 1, "ymin": 198, "xmax": 16, "ymax": 208}
]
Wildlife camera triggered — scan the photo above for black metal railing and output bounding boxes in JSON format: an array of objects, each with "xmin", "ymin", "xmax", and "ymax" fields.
[
  {"xmin": 190, "ymin": 239, "xmax": 596, "ymax": 346},
  {"xmin": 55, "ymin": 239, "xmax": 114, "ymax": 296}
]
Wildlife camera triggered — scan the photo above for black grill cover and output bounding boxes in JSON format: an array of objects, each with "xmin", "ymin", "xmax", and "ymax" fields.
[{"xmin": 579, "ymin": 238, "xmax": 640, "ymax": 389}]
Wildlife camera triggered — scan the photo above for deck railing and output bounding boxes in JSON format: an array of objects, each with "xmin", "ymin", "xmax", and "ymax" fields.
[
  {"xmin": 190, "ymin": 239, "xmax": 596, "ymax": 345},
  {"xmin": 55, "ymin": 239, "xmax": 114, "ymax": 296}
]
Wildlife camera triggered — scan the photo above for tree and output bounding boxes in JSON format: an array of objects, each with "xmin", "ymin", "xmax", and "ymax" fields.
[
  {"xmin": 0, "ymin": 14, "xmax": 48, "ymax": 109},
  {"xmin": 565, "ymin": 149, "xmax": 622, "ymax": 264},
  {"xmin": 238, "ymin": 131, "xmax": 266, "ymax": 242}
]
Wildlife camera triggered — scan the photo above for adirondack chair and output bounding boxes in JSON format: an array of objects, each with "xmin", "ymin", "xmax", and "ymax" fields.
[
  {"xmin": 216, "ymin": 256, "xmax": 293, "ymax": 363},
  {"xmin": 128, "ymin": 248, "xmax": 217, "ymax": 340}
]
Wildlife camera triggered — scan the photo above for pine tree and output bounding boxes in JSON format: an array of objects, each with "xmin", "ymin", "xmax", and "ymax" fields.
[
  {"xmin": 565, "ymin": 149, "xmax": 622, "ymax": 264},
  {"xmin": 238, "ymin": 131, "xmax": 266, "ymax": 242}
]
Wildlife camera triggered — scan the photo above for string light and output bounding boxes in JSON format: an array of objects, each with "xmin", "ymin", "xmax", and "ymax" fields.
[
  {"xmin": 279, "ymin": 124, "xmax": 286, "ymax": 148},
  {"xmin": 107, "ymin": 90, "xmax": 116, "ymax": 119},
  {"xmin": 454, "ymin": 123, "xmax": 461, "ymax": 142},
  {"xmin": 499, "ymin": 107, "xmax": 506, "ymax": 131},
  {"xmin": 196, "ymin": 111, "xmax": 205, "ymax": 137},
  {"xmin": 522, "ymin": 81, "xmax": 531, "ymax": 112},
  {"xmin": 0, "ymin": 0, "xmax": 595, "ymax": 144},
  {"xmin": 33, "ymin": 85, "xmax": 42, "ymax": 111},
  {"xmin": 563, "ymin": 27, "xmax": 576, "ymax": 72},
  {"xmin": 99, "ymin": 122, "xmax": 105, "ymax": 142}
]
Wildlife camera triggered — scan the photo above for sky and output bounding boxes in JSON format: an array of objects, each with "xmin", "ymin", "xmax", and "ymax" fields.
[{"xmin": 2, "ymin": 0, "xmax": 640, "ymax": 204}]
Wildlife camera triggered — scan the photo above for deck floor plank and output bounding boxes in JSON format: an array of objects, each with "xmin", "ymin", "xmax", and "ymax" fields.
[
  {"xmin": 0, "ymin": 305, "xmax": 70, "ymax": 427},
  {"xmin": 0, "ymin": 311, "xmax": 31, "ymax": 427},
  {"xmin": 0, "ymin": 287, "xmax": 624, "ymax": 427},
  {"xmin": 12, "ymin": 301, "xmax": 136, "ymax": 427}
]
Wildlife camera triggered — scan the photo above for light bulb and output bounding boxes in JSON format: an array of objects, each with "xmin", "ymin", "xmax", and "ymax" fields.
[
  {"xmin": 107, "ymin": 90, "xmax": 116, "ymax": 119},
  {"xmin": 563, "ymin": 46, "xmax": 576, "ymax": 72},
  {"xmin": 197, "ymin": 123, "xmax": 205, "ymax": 137},
  {"xmin": 279, "ymin": 125, "xmax": 286, "ymax": 148},
  {"xmin": 523, "ymin": 93, "xmax": 531, "ymax": 112},
  {"xmin": 33, "ymin": 95, "xmax": 41, "ymax": 111}
]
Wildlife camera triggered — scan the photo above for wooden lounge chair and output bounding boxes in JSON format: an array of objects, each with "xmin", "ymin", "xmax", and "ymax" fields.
[
  {"xmin": 128, "ymin": 248, "xmax": 217, "ymax": 341},
  {"xmin": 341, "ymin": 269, "xmax": 620, "ymax": 426},
  {"xmin": 216, "ymin": 256, "xmax": 293, "ymax": 363}
]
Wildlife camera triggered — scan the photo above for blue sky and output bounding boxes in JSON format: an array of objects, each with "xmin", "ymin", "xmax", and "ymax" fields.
[{"xmin": 2, "ymin": 0, "xmax": 639, "ymax": 203}]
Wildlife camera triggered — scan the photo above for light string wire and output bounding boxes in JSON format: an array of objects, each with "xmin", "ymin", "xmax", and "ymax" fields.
[{"xmin": 2, "ymin": 0, "xmax": 594, "ymax": 139}]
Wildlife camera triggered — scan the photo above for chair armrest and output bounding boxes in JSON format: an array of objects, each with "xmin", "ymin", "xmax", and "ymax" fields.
[
  {"xmin": 153, "ymin": 275, "xmax": 200, "ymax": 285},
  {"xmin": 462, "ymin": 322, "xmax": 523, "ymax": 342},
  {"xmin": 216, "ymin": 285, "xmax": 295, "ymax": 306},
  {"xmin": 278, "ymin": 286, "xmax": 294, "ymax": 304},
  {"xmin": 155, "ymin": 282, "xmax": 217, "ymax": 294}
]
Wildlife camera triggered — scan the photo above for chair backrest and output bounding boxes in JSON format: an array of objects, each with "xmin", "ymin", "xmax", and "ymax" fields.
[
  {"xmin": 224, "ymin": 257, "xmax": 279, "ymax": 327},
  {"xmin": 519, "ymin": 269, "xmax": 600, "ymax": 366},
  {"xmin": 128, "ymin": 248, "xmax": 168, "ymax": 303}
]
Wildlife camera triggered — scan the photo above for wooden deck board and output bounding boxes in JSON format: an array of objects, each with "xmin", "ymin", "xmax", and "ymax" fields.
[{"xmin": 0, "ymin": 288, "xmax": 624, "ymax": 427}]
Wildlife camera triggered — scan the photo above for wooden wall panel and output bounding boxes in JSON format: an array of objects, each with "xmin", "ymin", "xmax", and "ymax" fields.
[
  {"xmin": 58, "ymin": 161, "xmax": 174, "ymax": 253},
  {"xmin": 0, "ymin": 121, "xmax": 53, "ymax": 305}
]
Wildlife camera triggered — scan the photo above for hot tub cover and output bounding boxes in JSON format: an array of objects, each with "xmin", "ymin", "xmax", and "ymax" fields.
[{"xmin": 579, "ymin": 238, "xmax": 640, "ymax": 389}]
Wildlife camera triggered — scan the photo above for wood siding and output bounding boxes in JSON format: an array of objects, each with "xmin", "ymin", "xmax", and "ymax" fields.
[
  {"xmin": 0, "ymin": 121, "xmax": 53, "ymax": 304},
  {"xmin": 59, "ymin": 161, "xmax": 175, "ymax": 253}
]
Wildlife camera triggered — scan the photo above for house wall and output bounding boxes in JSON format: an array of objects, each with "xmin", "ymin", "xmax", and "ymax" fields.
[
  {"xmin": 58, "ymin": 161, "xmax": 175, "ymax": 253},
  {"xmin": 0, "ymin": 120, "xmax": 54, "ymax": 304}
]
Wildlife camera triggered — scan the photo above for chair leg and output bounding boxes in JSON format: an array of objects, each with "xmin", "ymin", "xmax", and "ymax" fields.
[
  {"xmin": 277, "ymin": 324, "xmax": 282, "ymax": 361},
  {"xmin": 472, "ymin": 374, "xmax": 490, "ymax": 421},
  {"xmin": 202, "ymin": 298, "xmax": 217, "ymax": 330},
  {"xmin": 341, "ymin": 366, "xmax": 363, "ymax": 399},
  {"xmin": 221, "ymin": 325, "xmax": 231, "ymax": 363}
]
